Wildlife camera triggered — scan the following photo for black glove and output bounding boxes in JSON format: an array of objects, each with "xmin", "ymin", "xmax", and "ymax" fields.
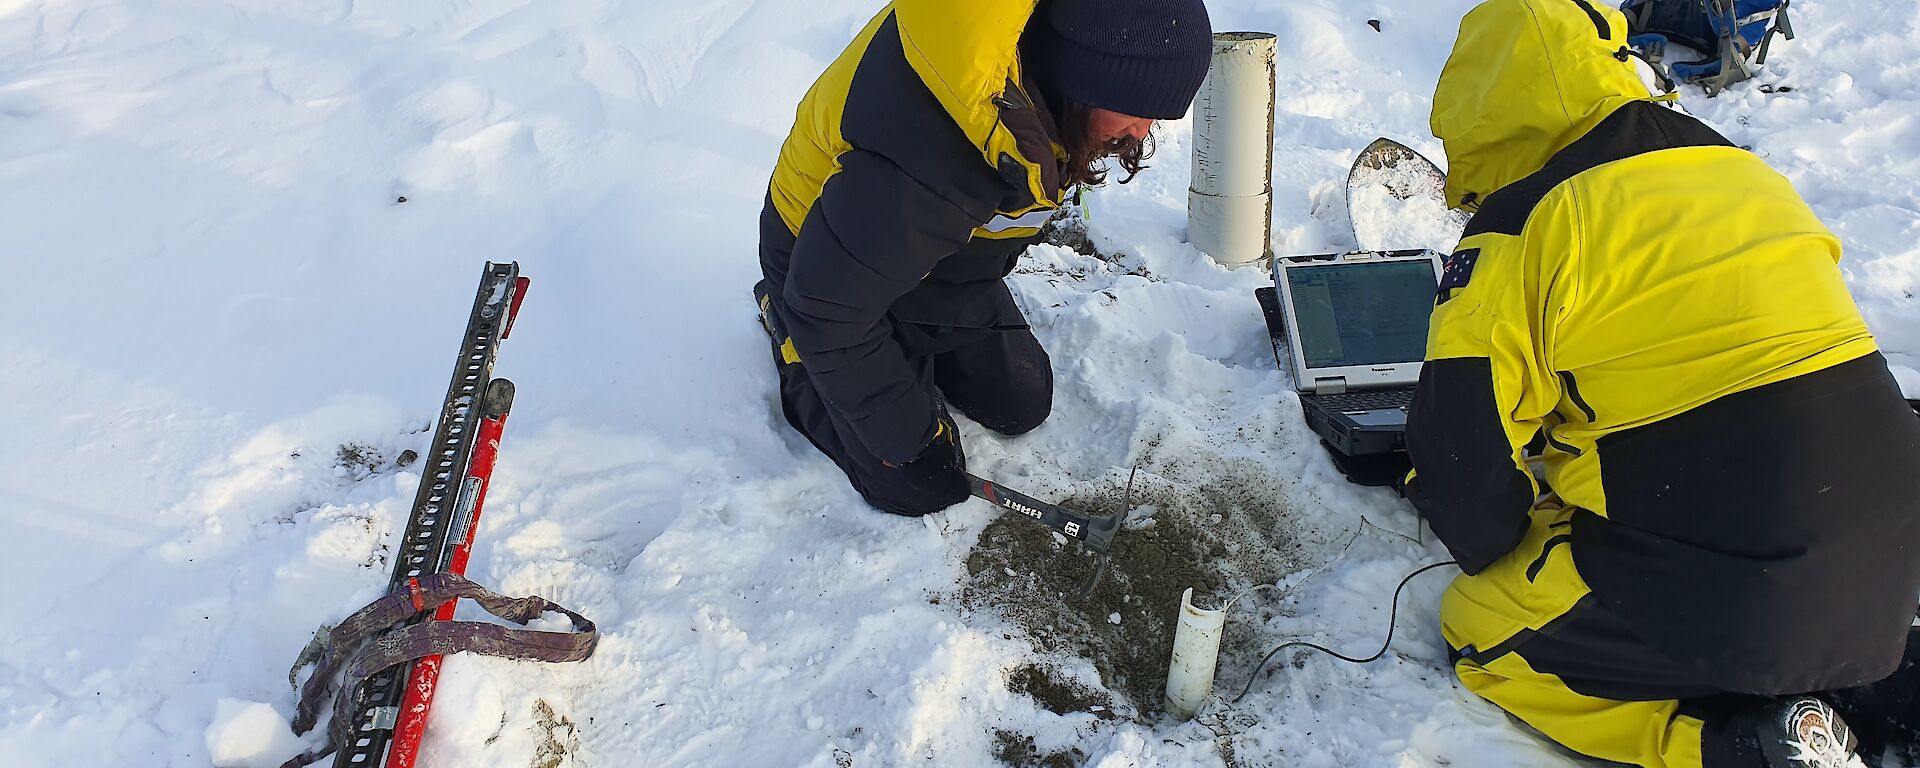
[
  {"xmin": 883, "ymin": 408, "xmax": 968, "ymax": 508},
  {"xmin": 1323, "ymin": 442, "xmax": 1413, "ymax": 490}
]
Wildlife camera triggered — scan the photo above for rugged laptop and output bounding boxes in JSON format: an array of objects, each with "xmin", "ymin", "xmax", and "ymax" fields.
[{"xmin": 1255, "ymin": 249, "xmax": 1442, "ymax": 456}]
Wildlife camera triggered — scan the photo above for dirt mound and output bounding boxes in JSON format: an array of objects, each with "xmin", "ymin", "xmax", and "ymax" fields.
[
  {"xmin": 1006, "ymin": 663, "xmax": 1113, "ymax": 717},
  {"xmin": 962, "ymin": 458, "xmax": 1329, "ymax": 716},
  {"xmin": 992, "ymin": 729, "xmax": 1082, "ymax": 768}
]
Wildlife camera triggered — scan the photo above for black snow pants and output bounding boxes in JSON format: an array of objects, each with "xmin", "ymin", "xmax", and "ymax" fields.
[
  {"xmin": 762, "ymin": 305, "xmax": 1052, "ymax": 517},
  {"xmin": 1448, "ymin": 502, "xmax": 1920, "ymax": 768}
]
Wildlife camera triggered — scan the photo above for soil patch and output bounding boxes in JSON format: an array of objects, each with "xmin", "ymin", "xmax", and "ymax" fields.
[
  {"xmin": 1039, "ymin": 209, "xmax": 1101, "ymax": 260},
  {"xmin": 991, "ymin": 730, "xmax": 1083, "ymax": 768},
  {"xmin": 962, "ymin": 458, "xmax": 1325, "ymax": 716},
  {"xmin": 1006, "ymin": 663, "xmax": 1111, "ymax": 717},
  {"xmin": 531, "ymin": 699, "xmax": 577, "ymax": 768},
  {"xmin": 334, "ymin": 442, "xmax": 386, "ymax": 481}
]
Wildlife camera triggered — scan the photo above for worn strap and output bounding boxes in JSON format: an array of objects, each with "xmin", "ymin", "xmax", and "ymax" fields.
[
  {"xmin": 281, "ymin": 573, "xmax": 597, "ymax": 768},
  {"xmin": 1616, "ymin": 45, "xmax": 1677, "ymax": 94}
]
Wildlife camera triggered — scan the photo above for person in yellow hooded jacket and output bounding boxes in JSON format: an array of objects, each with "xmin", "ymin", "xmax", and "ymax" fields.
[
  {"xmin": 1403, "ymin": 1, "xmax": 1920, "ymax": 767},
  {"xmin": 753, "ymin": 0, "xmax": 1212, "ymax": 516}
]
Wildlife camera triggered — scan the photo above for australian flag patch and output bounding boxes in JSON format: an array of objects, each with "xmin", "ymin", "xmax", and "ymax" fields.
[{"xmin": 1436, "ymin": 247, "xmax": 1480, "ymax": 305}]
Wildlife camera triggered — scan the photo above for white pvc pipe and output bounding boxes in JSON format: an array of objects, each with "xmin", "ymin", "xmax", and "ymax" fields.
[
  {"xmin": 1163, "ymin": 587, "xmax": 1226, "ymax": 720},
  {"xmin": 1189, "ymin": 32, "xmax": 1277, "ymax": 269}
]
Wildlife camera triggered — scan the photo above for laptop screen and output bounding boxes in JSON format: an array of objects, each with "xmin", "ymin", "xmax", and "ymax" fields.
[{"xmin": 1285, "ymin": 260, "xmax": 1437, "ymax": 369}]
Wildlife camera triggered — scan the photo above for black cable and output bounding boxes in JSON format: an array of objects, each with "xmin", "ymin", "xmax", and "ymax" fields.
[{"xmin": 1231, "ymin": 560, "xmax": 1459, "ymax": 703}]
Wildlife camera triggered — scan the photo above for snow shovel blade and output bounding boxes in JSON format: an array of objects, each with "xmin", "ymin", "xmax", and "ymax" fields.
[
  {"xmin": 1345, "ymin": 137, "xmax": 1466, "ymax": 252},
  {"xmin": 967, "ymin": 474, "xmax": 1123, "ymax": 599},
  {"xmin": 1345, "ymin": 137, "xmax": 1447, "ymax": 204}
]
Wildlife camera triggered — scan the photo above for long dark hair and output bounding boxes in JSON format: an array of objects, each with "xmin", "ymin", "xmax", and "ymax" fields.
[
  {"xmin": 1054, "ymin": 99, "xmax": 1154, "ymax": 189},
  {"xmin": 1020, "ymin": 8, "xmax": 1153, "ymax": 192}
]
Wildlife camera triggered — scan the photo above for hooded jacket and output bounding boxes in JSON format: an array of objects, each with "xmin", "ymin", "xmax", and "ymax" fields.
[
  {"xmin": 1407, "ymin": 0, "xmax": 1920, "ymax": 694},
  {"xmin": 757, "ymin": 0, "xmax": 1065, "ymax": 464}
]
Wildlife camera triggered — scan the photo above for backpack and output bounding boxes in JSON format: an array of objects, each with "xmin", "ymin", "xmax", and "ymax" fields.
[{"xmin": 1620, "ymin": 0, "xmax": 1796, "ymax": 95}]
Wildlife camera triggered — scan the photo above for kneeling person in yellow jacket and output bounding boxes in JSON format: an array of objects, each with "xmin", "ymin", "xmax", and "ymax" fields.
[
  {"xmin": 1403, "ymin": 1, "xmax": 1920, "ymax": 767},
  {"xmin": 753, "ymin": 0, "xmax": 1213, "ymax": 517}
]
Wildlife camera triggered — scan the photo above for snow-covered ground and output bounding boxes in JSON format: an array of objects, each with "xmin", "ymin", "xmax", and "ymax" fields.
[{"xmin": 1, "ymin": 1, "xmax": 1915, "ymax": 766}]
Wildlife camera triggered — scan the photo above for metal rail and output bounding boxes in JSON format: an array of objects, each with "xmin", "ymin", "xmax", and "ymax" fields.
[{"xmin": 336, "ymin": 262, "xmax": 524, "ymax": 767}]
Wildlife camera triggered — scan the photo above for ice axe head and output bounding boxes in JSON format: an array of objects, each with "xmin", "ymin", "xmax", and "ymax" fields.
[
  {"xmin": 966, "ymin": 473, "xmax": 1127, "ymax": 600},
  {"xmin": 1074, "ymin": 467, "xmax": 1137, "ymax": 600},
  {"xmin": 1073, "ymin": 489, "xmax": 1129, "ymax": 599}
]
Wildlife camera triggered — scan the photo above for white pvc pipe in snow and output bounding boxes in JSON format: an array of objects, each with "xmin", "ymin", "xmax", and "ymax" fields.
[
  {"xmin": 1189, "ymin": 32, "xmax": 1277, "ymax": 269},
  {"xmin": 1163, "ymin": 587, "xmax": 1226, "ymax": 720}
]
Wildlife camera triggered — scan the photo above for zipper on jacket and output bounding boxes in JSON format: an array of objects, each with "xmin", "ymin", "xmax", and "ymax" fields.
[
  {"xmin": 1558, "ymin": 371, "xmax": 1599, "ymax": 423},
  {"xmin": 1543, "ymin": 429, "xmax": 1584, "ymax": 457},
  {"xmin": 1526, "ymin": 534, "xmax": 1575, "ymax": 582}
]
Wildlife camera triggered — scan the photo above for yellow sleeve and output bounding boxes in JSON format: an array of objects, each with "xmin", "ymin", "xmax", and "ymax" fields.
[{"xmin": 1403, "ymin": 199, "xmax": 1569, "ymax": 573}]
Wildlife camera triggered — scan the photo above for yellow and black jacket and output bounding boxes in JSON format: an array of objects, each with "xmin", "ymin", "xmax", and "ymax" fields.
[
  {"xmin": 1406, "ymin": 0, "xmax": 1920, "ymax": 694},
  {"xmin": 756, "ymin": 0, "xmax": 1064, "ymax": 464}
]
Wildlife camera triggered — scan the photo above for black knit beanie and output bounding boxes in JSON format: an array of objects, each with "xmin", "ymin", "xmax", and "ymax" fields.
[{"xmin": 1030, "ymin": 0, "xmax": 1214, "ymax": 120}]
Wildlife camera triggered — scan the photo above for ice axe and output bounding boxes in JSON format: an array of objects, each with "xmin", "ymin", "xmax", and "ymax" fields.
[{"xmin": 967, "ymin": 473, "xmax": 1126, "ymax": 600}]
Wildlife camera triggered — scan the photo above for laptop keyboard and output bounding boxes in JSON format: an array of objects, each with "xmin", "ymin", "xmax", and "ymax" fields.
[{"xmin": 1313, "ymin": 389, "xmax": 1414, "ymax": 411}]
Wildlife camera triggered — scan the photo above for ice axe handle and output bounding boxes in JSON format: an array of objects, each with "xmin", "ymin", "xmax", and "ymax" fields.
[
  {"xmin": 967, "ymin": 474, "xmax": 1118, "ymax": 554},
  {"xmin": 967, "ymin": 474, "xmax": 1120, "ymax": 600}
]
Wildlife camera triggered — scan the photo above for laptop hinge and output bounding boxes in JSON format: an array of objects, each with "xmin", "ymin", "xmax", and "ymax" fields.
[{"xmin": 1312, "ymin": 377, "xmax": 1348, "ymax": 395}]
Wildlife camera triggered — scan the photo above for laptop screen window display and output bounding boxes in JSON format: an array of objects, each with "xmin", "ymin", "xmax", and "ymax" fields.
[{"xmin": 1285, "ymin": 261, "xmax": 1438, "ymax": 371}]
